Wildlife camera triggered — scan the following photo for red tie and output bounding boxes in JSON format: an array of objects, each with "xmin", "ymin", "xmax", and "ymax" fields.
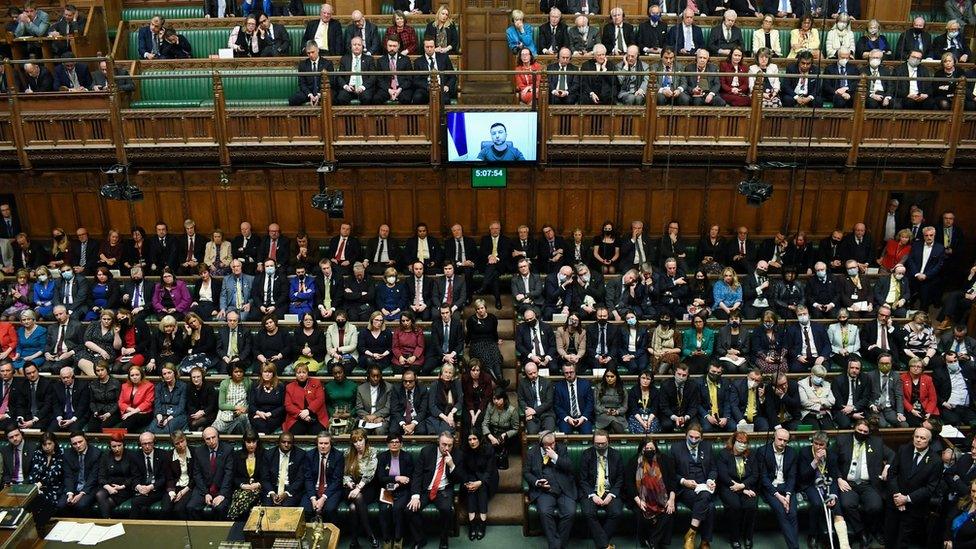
[
  {"xmin": 317, "ymin": 455, "xmax": 327, "ymax": 497},
  {"xmin": 209, "ymin": 450, "xmax": 218, "ymax": 496},
  {"xmin": 269, "ymin": 240, "xmax": 278, "ymax": 261},
  {"xmin": 445, "ymin": 278, "xmax": 453, "ymax": 306},
  {"xmin": 334, "ymin": 238, "xmax": 346, "ymax": 261},
  {"xmin": 429, "ymin": 456, "xmax": 445, "ymax": 501}
]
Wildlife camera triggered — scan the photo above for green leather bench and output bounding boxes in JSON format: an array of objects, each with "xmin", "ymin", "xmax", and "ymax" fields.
[
  {"xmin": 131, "ymin": 69, "xmax": 295, "ymax": 108},
  {"xmin": 522, "ymin": 439, "xmax": 812, "ymax": 536},
  {"xmin": 122, "ymin": 7, "xmax": 205, "ymax": 21}
]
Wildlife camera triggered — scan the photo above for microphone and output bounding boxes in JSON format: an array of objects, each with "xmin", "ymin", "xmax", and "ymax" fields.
[{"xmin": 256, "ymin": 506, "xmax": 265, "ymax": 535}]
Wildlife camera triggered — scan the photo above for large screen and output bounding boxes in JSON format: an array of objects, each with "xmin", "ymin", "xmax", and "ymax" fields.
[{"xmin": 445, "ymin": 112, "xmax": 538, "ymax": 163}]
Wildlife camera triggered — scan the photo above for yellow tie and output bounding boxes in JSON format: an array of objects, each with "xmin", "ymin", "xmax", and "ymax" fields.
[
  {"xmin": 746, "ymin": 388, "xmax": 756, "ymax": 422},
  {"xmin": 229, "ymin": 331, "xmax": 238, "ymax": 357},
  {"xmin": 543, "ymin": 454, "xmax": 550, "ymax": 465},
  {"xmin": 736, "ymin": 456, "xmax": 745, "ymax": 478},
  {"xmin": 842, "ymin": 328, "xmax": 849, "ymax": 348},
  {"xmin": 491, "ymin": 237, "xmax": 498, "ymax": 256},
  {"xmin": 322, "ymin": 278, "xmax": 332, "ymax": 309},
  {"xmin": 708, "ymin": 381, "xmax": 719, "ymax": 416},
  {"xmin": 596, "ymin": 454, "xmax": 607, "ymax": 498},
  {"xmin": 235, "ymin": 280, "xmax": 243, "ymax": 308},
  {"xmin": 945, "ymin": 228, "xmax": 951, "ymax": 247}
]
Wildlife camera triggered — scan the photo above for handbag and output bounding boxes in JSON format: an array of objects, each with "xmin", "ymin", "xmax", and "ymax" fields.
[{"xmin": 227, "ymin": 488, "xmax": 259, "ymax": 520}]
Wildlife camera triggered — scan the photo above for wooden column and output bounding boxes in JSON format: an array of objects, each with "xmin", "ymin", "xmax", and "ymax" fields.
[
  {"xmin": 212, "ymin": 72, "xmax": 231, "ymax": 168},
  {"xmin": 538, "ymin": 70, "xmax": 549, "ymax": 166},
  {"xmin": 944, "ymin": 77, "xmax": 967, "ymax": 169},
  {"xmin": 746, "ymin": 74, "xmax": 764, "ymax": 165},
  {"xmin": 104, "ymin": 57, "xmax": 128, "ymax": 167},
  {"xmin": 320, "ymin": 72, "xmax": 334, "ymax": 162},
  {"xmin": 847, "ymin": 76, "xmax": 868, "ymax": 169},
  {"xmin": 428, "ymin": 74, "xmax": 441, "ymax": 167},
  {"xmin": 642, "ymin": 73, "xmax": 658, "ymax": 167},
  {"xmin": 4, "ymin": 60, "xmax": 30, "ymax": 170}
]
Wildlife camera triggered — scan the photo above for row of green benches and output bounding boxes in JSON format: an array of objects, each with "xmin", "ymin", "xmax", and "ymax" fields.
[{"xmin": 120, "ymin": 4, "xmax": 396, "ymax": 21}]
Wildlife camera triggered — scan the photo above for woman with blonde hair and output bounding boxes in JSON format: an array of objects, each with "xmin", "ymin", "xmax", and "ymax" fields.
[
  {"xmin": 343, "ymin": 429, "xmax": 379, "ymax": 548},
  {"xmin": 424, "ymin": 5, "xmax": 459, "ymax": 54}
]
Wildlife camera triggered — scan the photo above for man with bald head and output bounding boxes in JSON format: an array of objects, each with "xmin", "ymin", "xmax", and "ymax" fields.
[
  {"xmin": 188, "ymin": 426, "xmax": 234, "ymax": 519},
  {"xmin": 756, "ymin": 428, "xmax": 800, "ymax": 549},
  {"xmin": 343, "ymin": 10, "xmax": 381, "ymax": 55},
  {"xmin": 840, "ymin": 222, "xmax": 873, "ymax": 273},
  {"xmin": 364, "ymin": 224, "xmax": 398, "ymax": 276},
  {"xmin": 131, "ymin": 431, "xmax": 169, "ymax": 518},
  {"xmin": 302, "ymin": 3, "xmax": 344, "ymax": 56},
  {"xmin": 886, "ymin": 427, "xmax": 940, "ymax": 547}
]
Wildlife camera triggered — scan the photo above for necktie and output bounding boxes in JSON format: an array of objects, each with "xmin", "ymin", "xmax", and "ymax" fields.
[
  {"xmin": 268, "ymin": 239, "xmax": 277, "ymax": 261},
  {"xmin": 322, "ymin": 22, "xmax": 329, "ymax": 51},
  {"xmin": 445, "ymin": 278, "xmax": 453, "ymax": 306},
  {"xmin": 597, "ymin": 454, "xmax": 607, "ymax": 497},
  {"xmin": 265, "ymin": 276, "xmax": 273, "ymax": 304},
  {"xmin": 334, "ymin": 238, "xmax": 346, "ymax": 261},
  {"xmin": 229, "ymin": 330, "xmax": 238, "ymax": 357},
  {"xmin": 558, "ymin": 67, "xmax": 567, "ymax": 91},
  {"xmin": 945, "ymin": 228, "xmax": 952, "ymax": 247},
  {"xmin": 312, "ymin": 60, "xmax": 317, "ymax": 72},
  {"xmin": 12, "ymin": 447, "xmax": 20, "ymax": 482},
  {"xmin": 740, "ymin": 240, "xmax": 745, "ymax": 255},
  {"xmin": 235, "ymin": 278, "xmax": 243, "ymax": 308},
  {"xmin": 746, "ymin": 387, "xmax": 756, "ymax": 422},
  {"xmin": 186, "ymin": 237, "xmax": 194, "ymax": 262},
  {"xmin": 533, "ymin": 380, "xmax": 541, "ymax": 406},
  {"xmin": 803, "ymin": 327, "xmax": 813, "ymax": 358},
  {"xmin": 376, "ymin": 239, "xmax": 385, "ymax": 262},
  {"xmin": 599, "ymin": 326, "xmax": 606, "ymax": 355},
  {"xmin": 323, "ymin": 278, "xmax": 332, "ymax": 309},
  {"xmin": 79, "ymin": 243, "xmax": 87, "ymax": 267},
  {"xmin": 77, "ymin": 452, "xmax": 85, "ymax": 491},
  {"xmin": 442, "ymin": 324, "xmax": 450, "ymax": 354},
  {"xmin": 0, "ymin": 381, "xmax": 8, "ymax": 415},
  {"xmin": 277, "ymin": 453, "xmax": 288, "ymax": 494},
  {"xmin": 456, "ymin": 239, "xmax": 464, "ymax": 262},
  {"xmin": 881, "ymin": 326, "xmax": 889, "ymax": 350},
  {"xmin": 209, "ymin": 450, "xmax": 218, "ymax": 495},
  {"xmin": 616, "ymin": 27, "xmax": 624, "ymax": 52},
  {"xmin": 840, "ymin": 66, "xmax": 847, "ymax": 88},
  {"xmin": 635, "ymin": 239, "xmax": 645, "ymax": 263},
  {"xmin": 429, "ymin": 456, "xmax": 445, "ymax": 501},
  {"xmin": 404, "ymin": 390, "xmax": 414, "ymax": 423},
  {"xmin": 533, "ymin": 328, "xmax": 543, "ymax": 356},
  {"xmin": 56, "ymin": 324, "xmax": 66, "ymax": 354},
  {"xmin": 491, "ymin": 237, "xmax": 498, "ymax": 256},
  {"xmin": 352, "ymin": 57, "xmax": 362, "ymax": 88},
  {"xmin": 570, "ymin": 382, "xmax": 580, "ymax": 416},
  {"xmin": 146, "ymin": 454, "xmax": 153, "ymax": 484},
  {"xmin": 414, "ymin": 279, "xmax": 422, "ymax": 306},
  {"xmin": 913, "ymin": 451, "xmax": 922, "ymax": 472},
  {"xmin": 29, "ymin": 382, "xmax": 37, "ymax": 417},
  {"xmin": 133, "ymin": 283, "xmax": 142, "ymax": 308},
  {"xmin": 65, "ymin": 386, "xmax": 73, "ymax": 417},
  {"xmin": 66, "ymin": 281, "xmax": 73, "ymax": 305},
  {"xmin": 317, "ymin": 455, "xmax": 328, "ymax": 497},
  {"xmin": 389, "ymin": 58, "xmax": 398, "ymax": 89}
]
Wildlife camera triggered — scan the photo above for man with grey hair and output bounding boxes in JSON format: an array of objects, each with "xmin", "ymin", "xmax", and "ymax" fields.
[
  {"xmin": 861, "ymin": 49, "xmax": 893, "ymax": 108},
  {"xmin": 581, "ymin": 43, "xmax": 613, "ymax": 104},
  {"xmin": 615, "ymin": 45, "xmax": 648, "ymax": 105},
  {"xmin": 706, "ymin": 9, "xmax": 742, "ymax": 57},
  {"xmin": 568, "ymin": 14, "xmax": 598, "ymax": 55},
  {"xmin": 677, "ymin": 48, "xmax": 725, "ymax": 106},
  {"xmin": 895, "ymin": 16, "xmax": 932, "ymax": 60},
  {"xmin": 42, "ymin": 305, "xmax": 82, "ymax": 373},
  {"xmin": 823, "ymin": 46, "xmax": 855, "ymax": 107},
  {"xmin": 525, "ymin": 431, "xmax": 576, "ymax": 549},
  {"xmin": 887, "ymin": 427, "xmax": 940, "ymax": 546},
  {"xmin": 601, "ymin": 7, "xmax": 635, "ymax": 55},
  {"xmin": 906, "ymin": 225, "xmax": 945, "ymax": 309}
]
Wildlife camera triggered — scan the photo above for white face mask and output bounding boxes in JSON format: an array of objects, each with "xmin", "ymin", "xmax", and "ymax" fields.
[
  {"xmin": 869, "ymin": 58, "xmax": 882, "ymax": 68},
  {"xmin": 838, "ymin": 58, "xmax": 848, "ymax": 67},
  {"xmin": 386, "ymin": 276, "xmax": 397, "ymax": 284},
  {"xmin": 836, "ymin": 22, "xmax": 848, "ymax": 31}
]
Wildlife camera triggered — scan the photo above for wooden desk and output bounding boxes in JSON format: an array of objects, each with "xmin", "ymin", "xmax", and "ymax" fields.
[{"xmin": 0, "ymin": 486, "xmax": 39, "ymax": 549}]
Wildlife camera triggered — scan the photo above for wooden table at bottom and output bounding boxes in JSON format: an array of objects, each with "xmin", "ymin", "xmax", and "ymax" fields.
[{"xmin": 34, "ymin": 519, "xmax": 231, "ymax": 549}]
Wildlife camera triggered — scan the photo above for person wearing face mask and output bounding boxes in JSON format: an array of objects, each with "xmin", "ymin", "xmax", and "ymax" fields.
[
  {"xmin": 867, "ymin": 353, "xmax": 908, "ymax": 427},
  {"xmin": 670, "ymin": 422, "xmax": 717, "ymax": 549},
  {"xmin": 730, "ymin": 368, "xmax": 768, "ymax": 431},
  {"xmin": 839, "ymin": 259, "xmax": 873, "ymax": 318},
  {"xmin": 871, "ymin": 263, "xmax": 910, "ymax": 317},
  {"xmin": 624, "ymin": 437, "xmax": 676, "ymax": 549},
  {"xmin": 750, "ymin": 310, "xmax": 788, "ymax": 375},
  {"xmin": 54, "ymin": 265, "xmax": 90, "ymax": 321},
  {"xmin": 742, "ymin": 260, "xmax": 772, "ymax": 320},
  {"xmin": 31, "ymin": 266, "xmax": 57, "ymax": 320},
  {"xmin": 578, "ymin": 430, "xmax": 624, "ymax": 549},
  {"xmin": 374, "ymin": 267, "xmax": 407, "ymax": 322},
  {"xmin": 785, "ymin": 305, "xmax": 831, "ymax": 373},
  {"xmin": 807, "ymin": 261, "xmax": 841, "ymax": 319},
  {"xmin": 637, "ymin": 4, "xmax": 668, "ymax": 56},
  {"xmin": 896, "ymin": 17, "xmax": 932, "ymax": 61},
  {"xmin": 616, "ymin": 310, "xmax": 648, "ymax": 373},
  {"xmin": 827, "ymin": 308, "xmax": 861, "ymax": 370},
  {"xmin": 772, "ymin": 267, "xmax": 805, "ymax": 320},
  {"xmin": 893, "ymin": 49, "xmax": 936, "ymax": 109},
  {"xmin": 855, "ymin": 19, "xmax": 891, "ymax": 60},
  {"xmin": 543, "ymin": 265, "xmax": 575, "ymax": 321},
  {"xmin": 586, "ymin": 306, "xmax": 619, "ymax": 373},
  {"xmin": 932, "ymin": 349, "xmax": 976, "ymax": 426},
  {"xmin": 249, "ymin": 260, "xmax": 287, "ymax": 321},
  {"xmin": 798, "ymin": 431, "xmax": 853, "ymax": 549},
  {"xmin": 697, "ymin": 362, "xmax": 733, "ymax": 433},
  {"xmin": 715, "ymin": 310, "xmax": 750, "ymax": 372},
  {"xmin": 799, "ymin": 364, "xmax": 837, "ymax": 429},
  {"xmin": 834, "ymin": 419, "xmax": 893, "ymax": 547},
  {"xmin": 932, "ymin": 19, "xmax": 971, "ymax": 63},
  {"xmin": 659, "ymin": 363, "xmax": 699, "ymax": 432},
  {"xmin": 717, "ymin": 431, "xmax": 758, "ymax": 549},
  {"xmin": 822, "ymin": 47, "xmax": 856, "ymax": 108},
  {"xmin": 825, "ymin": 13, "xmax": 854, "ymax": 59},
  {"xmin": 649, "ymin": 313, "xmax": 681, "ymax": 375}
]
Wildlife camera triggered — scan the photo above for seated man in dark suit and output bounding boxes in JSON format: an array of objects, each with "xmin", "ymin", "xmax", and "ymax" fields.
[
  {"xmin": 375, "ymin": 36, "xmax": 416, "ymax": 104},
  {"xmin": 412, "ymin": 38, "xmax": 457, "ymax": 105},
  {"xmin": 885, "ymin": 428, "xmax": 941, "ymax": 547},
  {"xmin": 755, "ymin": 428, "xmax": 800, "ymax": 549},
  {"xmin": 301, "ymin": 4, "xmax": 344, "ymax": 56},
  {"xmin": 475, "ymin": 221, "xmax": 511, "ymax": 309},
  {"xmin": 539, "ymin": 8, "xmax": 568, "ymax": 55},
  {"xmin": 547, "ymin": 47, "xmax": 580, "ymax": 105},
  {"xmin": 579, "ymin": 430, "xmax": 624, "ymax": 549},
  {"xmin": 670, "ymin": 422, "xmax": 717, "ymax": 549},
  {"xmin": 580, "ymin": 44, "xmax": 615, "ymax": 105},
  {"xmin": 524, "ymin": 431, "xmax": 577, "ymax": 549},
  {"xmin": 872, "ymin": 263, "xmax": 910, "ymax": 318},
  {"xmin": 261, "ymin": 432, "xmax": 305, "ymax": 507},
  {"xmin": 288, "ymin": 40, "xmax": 333, "ymax": 107},
  {"xmin": 303, "ymin": 432, "xmax": 344, "ymax": 524},
  {"xmin": 1, "ymin": 428, "xmax": 35, "ymax": 486},
  {"xmin": 659, "ymin": 363, "xmax": 701, "ymax": 432},
  {"xmin": 797, "ymin": 431, "xmax": 848, "ymax": 548},
  {"xmin": 18, "ymin": 63, "xmax": 52, "ymax": 93},
  {"xmin": 343, "ymin": 10, "xmax": 382, "ymax": 55},
  {"xmin": 892, "ymin": 50, "xmax": 934, "ymax": 110},
  {"xmin": 249, "ymin": 259, "xmax": 288, "ymax": 321},
  {"xmin": 159, "ymin": 28, "xmax": 192, "ymax": 59},
  {"xmin": 517, "ymin": 362, "xmax": 556, "ymax": 435},
  {"xmin": 137, "ymin": 15, "xmax": 165, "ymax": 60},
  {"xmin": 363, "ymin": 224, "xmax": 399, "ymax": 276},
  {"xmin": 57, "ymin": 431, "xmax": 102, "ymax": 516},
  {"xmin": 42, "ymin": 306, "xmax": 84, "ymax": 373},
  {"xmin": 187, "ymin": 427, "xmax": 234, "ymax": 519},
  {"xmin": 931, "ymin": 350, "xmax": 976, "ymax": 427},
  {"xmin": 821, "ymin": 47, "xmax": 856, "ymax": 108},
  {"xmin": 515, "ymin": 307, "xmax": 556, "ymax": 372},
  {"xmin": 389, "ymin": 369, "xmax": 428, "ymax": 436},
  {"xmin": 906, "ymin": 226, "xmax": 946, "ymax": 310},
  {"xmin": 542, "ymin": 265, "xmax": 575, "ymax": 320},
  {"xmin": 830, "ymin": 357, "xmax": 871, "ymax": 428},
  {"xmin": 585, "ymin": 307, "xmax": 619, "ymax": 373},
  {"xmin": 784, "ymin": 307, "xmax": 831, "ymax": 372},
  {"xmin": 53, "ymin": 52, "xmax": 92, "ymax": 91},
  {"xmin": 765, "ymin": 371, "xmax": 802, "ymax": 431},
  {"xmin": 554, "ymin": 363, "xmax": 594, "ymax": 434},
  {"xmin": 54, "ymin": 267, "xmax": 91, "ymax": 321},
  {"xmin": 47, "ymin": 5, "xmax": 86, "ymax": 56},
  {"xmin": 130, "ymin": 431, "xmax": 170, "ymax": 518},
  {"xmin": 730, "ymin": 368, "xmax": 770, "ymax": 431},
  {"xmin": 781, "ymin": 50, "xmax": 822, "ymax": 108},
  {"xmin": 860, "ymin": 305, "xmax": 903, "ymax": 364},
  {"xmin": 216, "ymin": 310, "xmax": 253, "ymax": 374},
  {"xmin": 258, "ymin": 13, "xmax": 291, "ymax": 57},
  {"xmin": 327, "ymin": 222, "xmax": 361, "ymax": 277},
  {"xmin": 400, "ymin": 223, "xmax": 444, "ymax": 273},
  {"xmin": 407, "ymin": 432, "xmax": 462, "ymax": 549},
  {"xmin": 676, "ymin": 48, "xmax": 726, "ymax": 106},
  {"xmin": 423, "ymin": 304, "xmax": 464, "ymax": 374},
  {"xmin": 48, "ymin": 366, "xmax": 88, "ymax": 431},
  {"xmin": 334, "ymin": 36, "xmax": 377, "ymax": 105},
  {"xmin": 16, "ymin": 363, "xmax": 52, "ymax": 431},
  {"xmin": 835, "ymin": 419, "xmax": 893, "ymax": 547},
  {"xmin": 698, "ymin": 362, "xmax": 735, "ymax": 432},
  {"xmin": 510, "ymin": 257, "xmax": 544, "ymax": 316}
]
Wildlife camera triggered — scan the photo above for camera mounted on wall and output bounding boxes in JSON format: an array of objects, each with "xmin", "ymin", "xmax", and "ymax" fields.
[
  {"xmin": 99, "ymin": 164, "xmax": 143, "ymax": 202},
  {"xmin": 311, "ymin": 160, "xmax": 343, "ymax": 218}
]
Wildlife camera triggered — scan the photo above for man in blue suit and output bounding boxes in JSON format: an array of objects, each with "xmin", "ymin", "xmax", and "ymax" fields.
[
  {"xmin": 137, "ymin": 15, "xmax": 165, "ymax": 60},
  {"xmin": 906, "ymin": 226, "xmax": 945, "ymax": 309},
  {"xmin": 698, "ymin": 362, "xmax": 734, "ymax": 432},
  {"xmin": 304, "ymin": 432, "xmax": 344, "ymax": 523},
  {"xmin": 57, "ymin": 431, "xmax": 102, "ymax": 517},
  {"xmin": 755, "ymin": 428, "xmax": 800, "ymax": 549},
  {"xmin": 784, "ymin": 305, "xmax": 831, "ymax": 373},
  {"xmin": 553, "ymin": 363, "xmax": 594, "ymax": 434},
  {"xmin": 53, "ymin": 52, "xmax": 92, "ymax": 91},
  {"xmin": 665, "ymin": 9, "xmax": 704, "ymax": 55},
  {"xmin": 218, "ymin": 259, "xmax": 254, "ymax": 319},
  {"xmin": 670, "ymin": 422, "xmax": 717, "ymax": 549},
  {"xmin": 261, "ymin": 432, "xmax": 305, "ymax": 507}
]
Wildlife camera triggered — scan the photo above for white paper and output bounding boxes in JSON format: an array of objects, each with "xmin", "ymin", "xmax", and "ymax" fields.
[
  {"xmin": 942, "ymin": 424, "xmax": 965, "ymax": 438},
  {"xmin": 592, "ymin": 368, "xmax": 606, "ymax": 378},
  {"xmin": 218, "ymin": 48, "xmax": 234, "ymax": 59},
  {"xmin": 538, "ymin": 368, "xmax": 550, "ymax": 377},
  {"xmin": 79, "ymin": 524, "xmax": 110, "ymax": 545},
  {"xmin": 47, "ymin": 522, "xmax": 94, "ymax": 543},
  {"xmin": 100, "ymin": 523, "xmax": 125, "ymax": 542},
  {"xmin": 45, "ymin": 521, "xmax": 76, "ymax": 541}
]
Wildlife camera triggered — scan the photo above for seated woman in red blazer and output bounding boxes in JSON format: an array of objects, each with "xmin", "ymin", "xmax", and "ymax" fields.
[
  {"xmin": 391, "ymin": 311, "xmax": 425, "ymax": 374},
  {"xmin": 118, "ymin": 364, "xmax": 156, "ymax": 431},
  {"xmin": 719, "ymin": 47, "xmax": 751, "ymax": 107},
  {"xmin": 283, "ymin": 363, "xmax": 329, "ymax": 435},
  {"xmin": 0, "ymin": 321, "xmax": 17, "ymax": 364},
  {"xmin": 901, "ymin": 357, "xmax": 939, "ymax": 428}
]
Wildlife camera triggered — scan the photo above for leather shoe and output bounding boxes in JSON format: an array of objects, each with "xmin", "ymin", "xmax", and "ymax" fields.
[
  {"xmin": 468, "ymin": 521, "xmax": 477, "ymax": 541},
  {"xmin": 477, "ymin": 520, "xmax": 486, "ymax": 540},
  {"xmin": 683, "ymin": 528, "xmax": 696, "ymax": 549},
  {"xmin": 731, "ymin": 542, "xmax": 742, "ymax": 549},
  {"xmin": 370, "ymin": 538, "xmax": 380, "ymax": 549}
]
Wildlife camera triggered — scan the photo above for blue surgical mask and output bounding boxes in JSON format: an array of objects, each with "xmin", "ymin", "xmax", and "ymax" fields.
[
  {"xmin": 847, "ymin": 268, "xmax": 858, "ymax": 277},
  {"xmin": 798, "ymin": 315, "xmax": 810, "ymax": 325},
  {"xmin": 812, "ymin": 376, "xmax": 824, "ymax": 386},
  {"xmin": 949, "ymin": 31, "xmax": 959, "ymax": 39},
  {"xmin": 61, "ymin": 271, "xmax": 73, "ymax": 281},
  {"xmin": 649, "ymin": 14, "xmax": 661, "ymax": 22},
  {"xmin": 687, "ymin": 436, "xmax": 699, "ymax": 448},
  {"xmin": 816, "ymin": 270, "xmax": 827, "ymax": 279},
  {"xmin": 266, "ymin": 266, "xmax": 276, "ymax": 275},
  {"xmin": 626, "ymin": 317, "xmax": 637, "ymax": 327}
]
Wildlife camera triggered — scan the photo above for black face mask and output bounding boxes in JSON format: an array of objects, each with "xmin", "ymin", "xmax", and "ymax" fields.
[
  {"xmin": 603, "ymin": 229, "xmax": 613, "ymax": 235},
  {"xmin": 853, "ymin": 431, "xmax": 869, "ymax": 443},
  {"xmin": 643, "ymin": 449, "xmax": 656, "ymax": 460},
  {"xmin": 527, "ymin": 320, "xmax": 537, "ymax": 328},
  {"xmin": 336, "ymin": 320, "xmax": 347, "ymax": 328},
  {"xmin": 707, "ymin": 372, "xmax": 721, "ymax": 383},
  {"xmin": 597, "ymin": 319, "xmax": 608, "ymax": 326}
]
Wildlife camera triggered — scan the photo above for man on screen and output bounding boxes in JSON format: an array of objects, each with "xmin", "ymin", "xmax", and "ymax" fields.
[{"xmin": 476, "ymin": 122, "xmax": 525, "ymax": 162}]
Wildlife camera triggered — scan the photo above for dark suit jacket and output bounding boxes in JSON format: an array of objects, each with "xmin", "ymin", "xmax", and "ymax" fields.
[
  {"xmin": 259, "ymin": 236, "xmax": 292, "ymax": 268},
  {"xmin": 724, "ymin": 238, "xmax": 757, "ymax": 266},
  {"xmin": 326, "ymin": 235, "xmax": 362, "ymax": 265},
  {"xmin": 477, "ymin": 235, "xmax": 512, "ymax": 273},
  {"xmin": 176, "ymin": 234, "xmax": 207, "ymax": 267},
  {"xmin": 429, "ymin": 316, "xmax": 465, "ymax": 358},
  {"xmin": 515, "ymin": 322, "xmax": 557, "ymax": 361},
  {"xmin": 659, "ymin": 378, "xmax": 700, "ymax": 420},
  {"xmin": 260, "ymin": 448, "xmax": 305, "ymax": 496},
  {"xmin": 68, "ymin": 240, "xmax": 100, "ymax": 274},
  {"xmin": 706, "ymin": 23, "xmax": 744, "ymax": 56},
  {"xmin": 409, "ymin": 444, "xmax": 461, "ymax": 498},
  {"xmin": 717, "ymin": 447, "xmax": 758, "ymax": 489},
  {"xmin": 637, "ymin": 20, "xmax": 669, "ymax": 53},
  {"xmin": 872, "ymin": 275, "xmax": 910, "ymax": 308},
  {"xmin": 585, "ymin": 322, "xmax": 619, "ymax": 359},
  {"xmin": 55, "ymin": 277, "xmax": 91, "ymax": 314},
  {"xmin": 834, "ymin": 433, "xmax": 893, "ymax": 490},
  {"xmin": 137, "ymin": 26, "xmax": 162, "ymax": 59},
  {"xmin": 412, "ymin": 52, "xmax": 457, "ymax": 98},
  {"xmin": 44, "ymin": 321, "xmax": 84, "ymax": 355},
  {"xmin": 50, "ymin": 14, "xmax": 86, "ymax": 37},
  {"xmin": 784, "ymin": 322, "xmax": 831, "ymax": 362},
  {"xmin": 782, "ymin": 66, "xmax": 821, "ymax": 100},
  {"xmin": 539, "ymin": 22, "xmax": 569, "ymax": 53},
  {"xmin": 932, "ymin": 361, "xmax": 976, "ymax": 407},
  {"xmin": 797, "ymin": 444, "xmax": 842, "ymax": 491},
  {"xmin": 344, "ymin": 22, "xmax": 382, "ymax": 55},
  {"xmin": 203, "ymin": 0, "xmax": 239, "ymax": 17},
  {"xmin": 936, "ymin": 224, "xmax": 964, "ymax": 256},
  {"xmin": 303, "ymin": 447, "xmax": 344, "ymax": 501},
  {"xmin": 0, "ymin": 441, "xmax": 36, "ymax": 485},
  {"xmin": 827, "ymin": 0, "xmax": 860, "ymax": 17},
  {"xmin": 517, "ymin": 376, "xmax": 555, "ymax": 420},
  {"xmin": 63, "ymin": 446, "xmax": 103, "ymax": 495},
  {"xmin": 554, "ymin": 378, "xmax": 594, "ymax": 422},
  {"xmin": 896, "ymin": 29, "xmax": 932, "ymax": 60},
  {"xmin": 839, "ymin": 275, "xmax": 872, "ymax": 308},
  {"xmin": 860, "ymin": 321, "xmax": 903, "ymax": 358},
  {"xmin": 404, "ymin": 276, "xmax": 434, "ymax": 312},
  {"xmin": 578, "ymin": 60, "xmax": 615, "ymax": 103},
  {"xmin": 443, "ymin": 236, "xmax": 478, "ymax": 267},
  {"xmin": 618, "ymin": 235, "xmax": 654, "ymax": 269},
  {"xmin": 148, "ymin": 236, "xmax": 178, "ymax": 272},
  {"xmin": 165, "ymin": 449, "xmax": 195, "ymax": 492},
  {"xmin": 671, "ymin": 440, "xmax": 717, "ymax": 484},
  {"xmin": 296, "ymin": 57, "xmax": 335, "ymax": 97},
  {"xmin": 829, "ymin": 372, "xmax": 872, "ymax": 413},
  {"xmin": 546, "ymin": 63, "xmax": 580, "ymax": 104},
  {"xmin": 892, "ymin": 63, "xmax": 933, "ymax": 99},
  {"xmin": 579, "ymin": 447, "xmax": 623, "ymax": 497},
  {"xmin": 302, "ymin": 20, "xmax": 344, "ymax": 56},
  {"xmin": 905, "ymin": 242, "xmax": 945, "ymax": 278},
  {"xmin": 50, "ymin": 380, "xmax": 90, "ymax": 422},
  {"xmin": 697, "ymin": 377, "xmax": 734, "ymax": 420},
  {"xmin": 364, "ymin": 237, "xmax": 401, "ymax": 268},
  {"xmin": 600, "ymin": 22, "xmax": 637, "ymax": 53},
  {"xmin": 250, "ymin": 273, "xmax": 288, "ymax": 311},
  {"xmin": 666, "ymin": 23, "xmax": 705, "ymax": 53},
  {"xmin": 524, "ymin": 443, "xmax": 577, "ymax": 502},
  {"xmin": 53, "ymin": 63, "xmax": 93, "ymax": 90},
  {"xmin": 191, "ymin": 441, "xmax": 234, "ymax": 498},
  {"xmin": 231, "ymin": 234, "xmax": 262, "ymax": 268},
  {"xmin": 839, "ymin": 234, "xmax": 873, "ymax": 265},
  {"xmin": 261, "ymin": 23, "xmax": 291, "ymax": 56},
  {"xmin": 754, "ymin": 444, "xmax": 797, "ymax": 495},
  {"xmin": 314, "ymin": 273, "xmax": 344, "ymax": 312},
  {"xmin": 432, "ymin": 276, "xmax": 466, "ymax": 309},
  {"xmin": 337, "ymin": 54, "xmax": 377, "ymax": 93},
  {"xmin": 216, "ymin": 326, "xmax": 253, "ymax": 363},
  {"xmin": 375, "ymin": 54, "xmax": 415, "ymax": 99},
  {"xmin": 132, "ymin": 448, "xmax": 171, "ymax": 493},
  {"xmin": 401, "ymin": 237, "xmax": 444, "ymax": 269},
  {"xmin": 390, "ymin": 383, "xmax": 428, "ymax": 429},
  {"xmin": 763, "ymin": 379, "xmax": 802, "ymax": 427},
  {"xmin": 821, "ymin": 62, "xmax": 858, "ymax": 99},
  {"xmin": 888, "ymin": 443, "xmax": 940, "ymax": 506},
  {"xmin": 567, "ymin": 26, "xmax": 599, "ymax": 53}
]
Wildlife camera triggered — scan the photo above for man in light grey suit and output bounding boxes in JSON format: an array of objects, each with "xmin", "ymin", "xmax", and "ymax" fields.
[
  {"xmin": 354, "ymin": 366, "xmax": 391, "ymax": 435},
  {"xmin": 615, "ymin": 45, "xmax": 649, "ymax": 105},
  {"xmin": 511, "ymin": 257, "xmax": 544, "ymax": 316},
  {"xmin": 218, "ymin": 259, "xmax": 254, "ymax": 319},
  {"xmin": 867, "ymin": 353, "xmax": 907, "ymax": 427},
  {"xmin": 517, "ymin": 362, "xmax": 556, "ymax": 434},
  {"xmin": 676, "ymin": 48, "xmax": 726, "ymax": 106}
]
